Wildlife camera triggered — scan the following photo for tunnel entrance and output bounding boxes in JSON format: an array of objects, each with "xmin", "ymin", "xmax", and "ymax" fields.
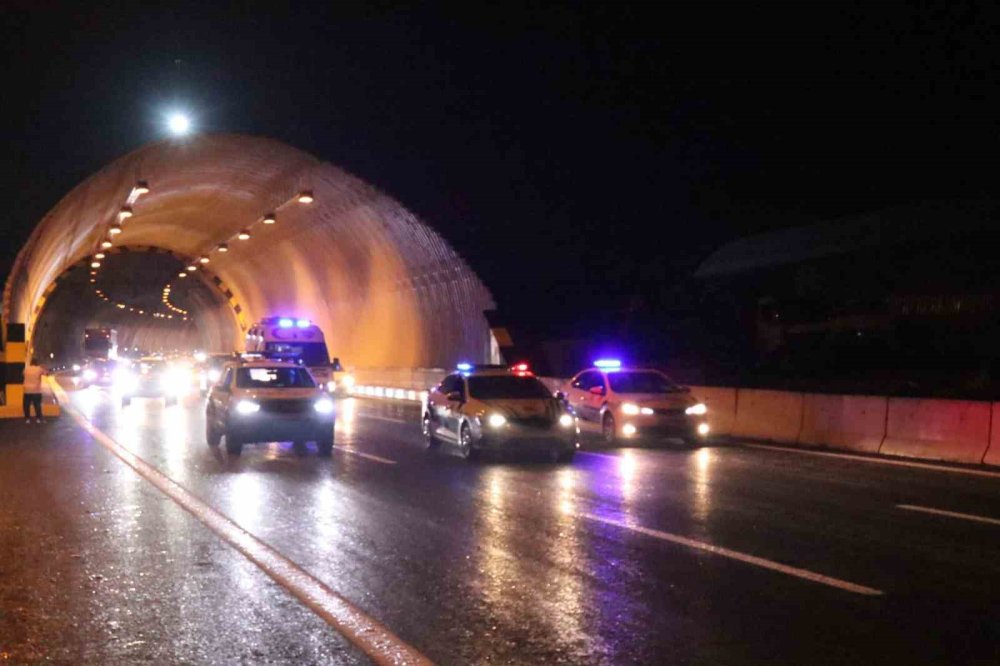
[
  {"xmin": 4, "ymin": 134, "xmax": 495, "ymax": 369},
  {"xmin": 31, "ymin": 247, "xmax": 239, "ymax": 364}
]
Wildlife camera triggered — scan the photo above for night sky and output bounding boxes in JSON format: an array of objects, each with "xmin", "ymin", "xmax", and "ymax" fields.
[{"xmin": 3, "ymin": 1, "xmax": 998, "ymax": 332}]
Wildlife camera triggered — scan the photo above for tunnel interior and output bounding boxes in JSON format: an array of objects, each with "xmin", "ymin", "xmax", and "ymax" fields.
[
  {"xmin": 31, "ymin": 247, "xmax": 238, "ymax": 363},
  {"xmin": 5, "ymin": 134, "xmax": 496, "ymax": 370}
]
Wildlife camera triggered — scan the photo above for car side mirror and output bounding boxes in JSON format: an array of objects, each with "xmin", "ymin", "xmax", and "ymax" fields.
[
  {"xmin": 589, "ymin": 386, "xmax": 605, "ymax": 396},
  {"xmin": 331, "ymin": 357, "xmax": 343, "ymax": 371},
  {"xmin": 446, "ymin": 391, "xmax": 464, "ymax": 403}
]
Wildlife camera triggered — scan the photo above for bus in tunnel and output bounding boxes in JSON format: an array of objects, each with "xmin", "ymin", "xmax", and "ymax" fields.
[{"xmin": 83, "ymin": 327, "xmax": 118, "ymax": 360}]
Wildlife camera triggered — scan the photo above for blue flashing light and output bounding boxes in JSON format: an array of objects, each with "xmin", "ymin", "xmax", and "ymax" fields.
[
  {"xmin": 594, "ymin": 359, "xmax": 622, "ymax": 369},
  {"xmin": 278, "ymin": 318, "xmax": 294, "ymax": 328},
  {"xmin": 456, "ymin": 362, "xmax": 473, "ymax": 371},
  {"xmin": 296, "ymin": 318, "xmax": 311, "ymax": 328}
]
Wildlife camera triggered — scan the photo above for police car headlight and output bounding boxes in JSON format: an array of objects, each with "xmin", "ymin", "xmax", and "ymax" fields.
[
  {"xmin": 235, "ymin": 399, "xmax": 261, "ymax": 415},
  {"xmin": 487, "ymin": 413, "xmax": 507, "ymax": 428},
  {"xmin": 685, "ymin": 403, "xmax": 707, "ymax": 416},
  {"xmin": 340, "ymin": 374, "xmax": 355, "ymax": 389},
  {"xmin": 559, "ymin": 413, "xmax": 574, "ymax": 428},
  {"xmin": 314, "ymin": 398, "xmax": 335, "ymax": 414},
  {"xmin": 622, "ymin": 403, "xmax": 640, "ymax": 415},
  {"xmin": 83, "ymin": 368, "xmax": 98, "ymax": 381},
  {"xmin": 208, "ymin": 369, "xmax": 222, "ymax": 383}
]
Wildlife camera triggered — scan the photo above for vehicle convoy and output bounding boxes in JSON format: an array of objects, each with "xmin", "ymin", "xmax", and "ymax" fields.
[
  {"xmin": 205, "ymin": 359, "xmax": 336, "ymax": 456},
  {"xmin": 422, "ymin": 363, "xmax": 579, "ymax": 462},
  {"xmin": 83, "ymin": 327, "xmax": 118, "ymax": 360},
  {"xmin": 560, "ymin": 360, "xmax": 710, "ymax": 445},
  {"xmin": 118, "ymin": 357, "xmax": 187, "ymax": 406},
  {"xmin": 245, "ymin": 317, "xmax": 353, "ymax": 395}
]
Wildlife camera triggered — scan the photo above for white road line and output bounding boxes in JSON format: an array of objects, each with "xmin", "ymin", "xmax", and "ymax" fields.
[
  {"xmin": 333, "ymin": 446, "xmax": 397, "ymax": 465},
  {"xmin": 581, "ymin": 512, "xmax": 883, "ymax": 596},
  {"xmin": 51, "ymin": 380, "xmax": 430, "ymax": 666},
  {"xmin": 740, "ymin": 442, "xmax": 1000, "ymax": 479},
  {"xmin": 897, "ymin": 504, "xmax": 1000, "ymax": 526}
]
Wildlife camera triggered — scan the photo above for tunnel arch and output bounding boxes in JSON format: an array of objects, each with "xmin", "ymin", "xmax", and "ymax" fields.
[{"xmin": 5, "ymin": 134, "xmax": 495, "ymax": 367}]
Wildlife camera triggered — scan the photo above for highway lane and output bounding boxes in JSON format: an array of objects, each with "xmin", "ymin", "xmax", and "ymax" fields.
[{"xmin": 2, "ymin": 381, "xmax": 999, "ymax": 664}]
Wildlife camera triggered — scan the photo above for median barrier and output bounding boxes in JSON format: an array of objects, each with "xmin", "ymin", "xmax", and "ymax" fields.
[
  {"xmin": 979, "ymin": 403, "xmax": 1000, "ymax": 466},
  {"xmin": 798, "ymin": 394, "xmax": 887, "ymax": 454},
  {"xmin": 881, "ymin": 397, "xmax": 991, "ymax": 464},
  {"xmin": 732, "ymin": 388, "xmax": 803, "ymax": 443},
  {"xmin": 688, "ymin": 386, "xmax": 736, "ymax": 436}
]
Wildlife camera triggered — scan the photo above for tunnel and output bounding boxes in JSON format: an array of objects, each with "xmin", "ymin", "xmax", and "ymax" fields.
[{"xmin": 4, "ymin": 134, "xmax": 495, "ymax": 368}]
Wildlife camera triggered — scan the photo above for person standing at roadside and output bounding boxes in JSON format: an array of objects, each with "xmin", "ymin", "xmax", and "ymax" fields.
[{"xmin": 22, "ymin": 357, "xmax": 46, "ymax": 423}]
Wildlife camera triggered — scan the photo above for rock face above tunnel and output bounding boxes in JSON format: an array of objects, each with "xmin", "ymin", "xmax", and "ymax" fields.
[{"xmin": 4, "ymin": 134, "xmax": 495, "ymax": 368}]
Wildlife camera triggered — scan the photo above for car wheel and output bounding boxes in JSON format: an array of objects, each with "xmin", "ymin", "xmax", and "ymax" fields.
[
  {"xmin": 556, "ymin": 449, "xmax": 576, "ymax": 463},
  {"xmin": 317, "ymin": 435, "xmax": 334, "ymax": 457},
  {"xmin": 121, "ymin": 396, "xmax": 132, "ymax": 407},
  {"xmin": 206, "ymin": 423, "xmax": 221, "ymax": 447},
  {"xmin": 602, "ymin": 412, "xmax": 616, "ymax": 445},
  {"xmin": 459, "ymin": 423, "xmax": 478, "ymax": 461},
  {"xmin": 422, "ymin": 412, "xmax": 439, "ymax": 449},
  {"xmin": 225, "ymin": 435, "xmax": 243, "ymax": 456}
]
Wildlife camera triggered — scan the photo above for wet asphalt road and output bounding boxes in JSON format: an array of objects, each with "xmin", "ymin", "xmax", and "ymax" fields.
[{"xmin": 1, "ymin": 382, "xmax": 999, "ymax": 664}]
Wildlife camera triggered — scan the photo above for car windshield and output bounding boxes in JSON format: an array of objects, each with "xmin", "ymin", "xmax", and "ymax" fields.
[
  {"xmin": 235, "ymin": 366, "xmax": 316, "ymax": 389},
  {"xmin": 264, "ymin": 342, "xmax": 329, "ymax": 367},
  {"xmin": 607, "ymin": 371, "xmax": 682, "ymax": 394},
  {"xmin": 467, "ymin": 375, "xmax": 553, "ymax": 399}
]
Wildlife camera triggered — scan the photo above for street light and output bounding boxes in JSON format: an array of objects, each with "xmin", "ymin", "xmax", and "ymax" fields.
[{"xmin": 168, "ymin": 112, "xmax": 191, "ymax": 136}]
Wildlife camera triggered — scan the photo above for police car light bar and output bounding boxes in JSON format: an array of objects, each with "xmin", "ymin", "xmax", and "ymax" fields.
[
  {"xmin": 594, "ymin": 359, "xmax": 622, "ymax": 369},
  {"xmin": 456, "ymin": 362, "xmax": 473, "ymax": 371},
  {"xmin": 278, "ymin": 318, "xmax": 294, "ymax": 328},
  {"xmin": 296, "ymin": 319, "xmax": 311, "ymax": 328}
]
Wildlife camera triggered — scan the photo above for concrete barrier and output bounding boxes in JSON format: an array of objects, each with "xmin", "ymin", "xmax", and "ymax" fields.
[
  {"xmin": 798, "ymin": 394, "xmax": 887, "ymax": 454},
  {"xmin": 688, "ymin": 386, "xmax": 736, "ymax": 436},
  {"xmin": 732, "ymin": 388, "xmax": 804, "ymax": 443},
  {"xmin": 881, "ymin": 398, "xmax": 991, "ymax": 464},
  {"xmin": 979, "ymin": 402, "xmax": 1000, "ymax": 466}
]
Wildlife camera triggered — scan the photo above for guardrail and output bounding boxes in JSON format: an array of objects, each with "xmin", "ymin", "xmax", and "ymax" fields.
[{"xmin": 346, "ymin": 368, "xmax": 999, "ymax": 466}]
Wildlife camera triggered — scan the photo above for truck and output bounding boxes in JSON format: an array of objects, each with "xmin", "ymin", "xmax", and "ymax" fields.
[{"xmin": 83, "ymin": 327, "xmax": 118, "ymax": 360}]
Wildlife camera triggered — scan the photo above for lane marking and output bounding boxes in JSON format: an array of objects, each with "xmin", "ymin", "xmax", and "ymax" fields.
[
  {"xmin": 897, "ymin": 504, "xmax": 1000, "ymax": 526},
  {"xmin": 581, "ymin": 512, "xmax": 883, "ymax": 596},
  {"xmin": 740, "ymin": 442, "xmax": 1000, "ymax": 479},
  {"xmin": 333, "ymin": 445, "xmax": 397, "ymax": 465},
  {"xmin": 50, "ymin": 380, "xmax": 431, "ymax": 665}
]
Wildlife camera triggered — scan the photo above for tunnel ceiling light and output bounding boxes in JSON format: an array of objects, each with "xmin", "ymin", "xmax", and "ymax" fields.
[
  {"xmin": 297, "ymin": 190, "xmax": 313, "ymax": 204},
  {"xmin": 178, "ymin": 272, "xmax": 187, "ymax": 278},
  {"xmin": 262, "ymin": 212, "xmax": 276, "ymax": 225},
  {"xmin": 134, "ymin": 180, "xmax": 149, "ymax": 196},
  {"xmin": 186, "ymin": 265, "xmax": 198, "ymax": 272},
  {"xmin": 101, "ymin": 240, "xmax": 113, "ymax": 249},
  {"xmin": 89, "ymin": 279, "xmax": 96, "ymax": 283},
  {"xmin": 109, "ymin": 222, "xmax": 122, "ymax": 235},
  {"xmin": 217, "ymin": 243, "xmax": 228, "ymax": 252},
  {"xmin": 90, "ymin": 261, "xmax": 101, "ymax": 268},
  {"xmin": 199, "ymin": 256, "xmax": 209, "ymax": 264},
  {"xmin": 237, "ymin": 230, "xmax": 251, "ymax": 240},
  {"xmin": 119, "ymin": 205, "xmax": 133, "ymax": 220}
]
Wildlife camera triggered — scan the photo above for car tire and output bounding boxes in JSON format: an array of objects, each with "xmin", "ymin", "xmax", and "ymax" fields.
[
  {"xmin": 459, "ymin": 423, "xmax": 478, "ymax": 461},
  {"xmin": 121, "ymin": 396, "xmax": 132, "ymax": 407},
  {"xmin": 602, "ymin": 412, "xmax": 616, "ymax": 445},
  {"xmin": 316, "ymin": 428, "xmax": 334, "ymax": 456},
  {"xmin": 422, "ymin": 412, "xmax": 440, "ymax": 449},
  {"xmin": 206, "ymin": 423, "xmax": 221, "ymax": 447},
  {"xmin": 225, "ymin": 435, "xmax": 243, "ymax": 456},
  {"xmin": 556, "ymin": 449, "xmax": 576, "ymax": 463}
]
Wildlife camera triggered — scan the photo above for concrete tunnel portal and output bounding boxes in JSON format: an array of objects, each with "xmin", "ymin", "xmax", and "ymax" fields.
[{"xmin": 4, "ymin": 134, "xmax": 496, "ymax": 368}]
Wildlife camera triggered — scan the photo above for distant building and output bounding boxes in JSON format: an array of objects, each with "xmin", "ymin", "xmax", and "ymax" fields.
[{"xmin": 691, "ymin": 200, "xmax": 1000, "ymax": 396}]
